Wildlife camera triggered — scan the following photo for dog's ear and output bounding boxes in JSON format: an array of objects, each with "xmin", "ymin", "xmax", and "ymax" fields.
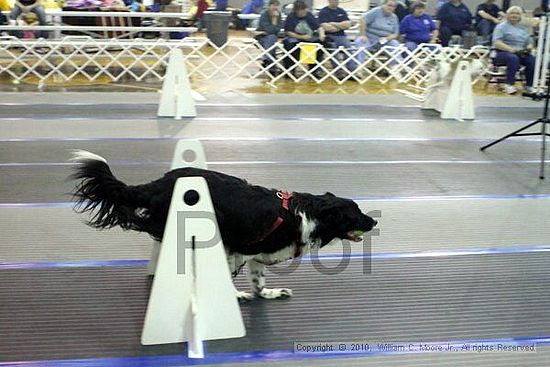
[
  {"xmin": 324, "ymin": 192, "xmax": 336, "ymax": 197},
  {"xmin": 319, "ymin": 201, "xmax": 346, "ymax": 222},
  {"xmin": 315, "ymin": 202, "xmax": 349, "ymax": 246}
]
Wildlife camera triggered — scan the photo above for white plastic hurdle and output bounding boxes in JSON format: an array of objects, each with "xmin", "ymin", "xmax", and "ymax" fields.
[
  {"xmin": 157, "ymin": 48, "xmax": 197, "ymax": 119},
  {"xmin": 398, "ymin": 59, "xmax": 476, "ymax": 121},
  {"xmin": 141, "ymin": 176, "xmax": 246, "ymax": 357},
  {"xmin": 147, "ymin": 139, "xmax": 207, "ymax": 276},
  {"xmin": 422, "ymin": 60, "xmax": 475, "ymax": 121}
]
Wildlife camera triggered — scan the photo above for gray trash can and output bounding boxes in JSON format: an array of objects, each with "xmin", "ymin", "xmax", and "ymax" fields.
[{"xmin": 203, "ymin": 11, "xmax": 232, "ymax": 47}]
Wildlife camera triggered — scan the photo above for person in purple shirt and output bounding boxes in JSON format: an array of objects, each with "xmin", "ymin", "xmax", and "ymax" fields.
[
  {"xmin": 436, "ymin": 0, "xmax": 472, "ymax": 46},
  {"xmin": 400, "ymin": 1, "xmax": 438, "ymax": 50}
]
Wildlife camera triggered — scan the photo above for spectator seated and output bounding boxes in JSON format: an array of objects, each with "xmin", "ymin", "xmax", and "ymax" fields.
[
  {"xmin": 318, "ymin": 0, "xmax": 356, "ymax": 76},
  {"xmin": 9, "ymin": 0, "xmax": 49, "ymax": 38},
  {"xmin": 491, "ymin": 6, "xmax": 535, "ymax": 94},
  {"xmin": 474, "ymin": 0, "xmax": 505, "ymax": 45},
  {"xmin": 399, "ymin": 1, "xmax": 438, "ymax": 51},
  {"xmin": 355, "ymin": 0, "xmax": 403, "ymax": 67},
  {"xmin": 436, "ymin": 0, "xmax": 472, "ymax": 47},
  {"xmin": 282, "ymin": 0, "xmax": 326, "ymax": 78},
  {"xmin": 256, "ymin": 0, "xmax": 283, "ymax": 75}
]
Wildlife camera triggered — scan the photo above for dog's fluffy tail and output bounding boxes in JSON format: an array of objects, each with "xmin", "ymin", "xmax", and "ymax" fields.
[{"xmin": 70, "ymin": 150, "xmax": 149, "ymax": 232}]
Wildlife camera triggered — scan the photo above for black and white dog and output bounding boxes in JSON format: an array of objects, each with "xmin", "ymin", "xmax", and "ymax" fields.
[{"xmin": 70, "ymin": 150, "xmax": 377, "ymax": 300}]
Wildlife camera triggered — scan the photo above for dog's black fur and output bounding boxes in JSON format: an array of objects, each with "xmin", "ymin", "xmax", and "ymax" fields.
[{"xmin": 71, "ymin": 151, "xmax": 377, "ymax": 259}]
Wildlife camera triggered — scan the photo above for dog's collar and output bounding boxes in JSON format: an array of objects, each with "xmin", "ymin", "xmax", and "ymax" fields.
[{"xmin": 248, "ymin": 191, "xmax": 294, "ymax": 245}]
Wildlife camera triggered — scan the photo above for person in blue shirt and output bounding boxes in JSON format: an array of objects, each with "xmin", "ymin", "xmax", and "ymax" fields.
[
  {"xmin": 436, "ymin": 0, "xmax": 472, "ymax": 46},
  {"xmin": 318, "ymin": 0, "xmax": 355, "ymax": 75},
  {"xmin": 475, "ymin": 0, "xmax": 505, "ymax": 45},
  {"xmin": 256, "ymin": 0, "xmax": 283, "ymax": 74},
  {"xmin": 400, "ymin": 1, "xmax": 438, "ymax": 50},
  {"xmin": 241, "ymin": 0, "xmax": 264, "ymax": 28},
  {"xmin": 282, "ymin": 0, "xmax": 326, "ymax": 76},
  {"xmin": 435, "ymin": 0, "xmax": 449, "ymax": 13},
  {"xmin": 355, "ymin": 0, "xmax": 402, "ymax": 65},
  {"xmin": 492, "ymin": 6, "xmax": 535, "ymax": 94}
]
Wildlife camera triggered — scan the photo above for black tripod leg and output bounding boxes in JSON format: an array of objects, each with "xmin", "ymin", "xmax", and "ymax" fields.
[{"xmin": 480, "ymin": 119, "xmax": 543, "ymax": 151}]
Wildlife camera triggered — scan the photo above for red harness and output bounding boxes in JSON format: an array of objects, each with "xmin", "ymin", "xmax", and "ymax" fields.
[
  {"xmin": 277, "ymin": 191, "xmax": 293, "ymax": 211},
  {"xmin": 248, "ymin": 191, "xmax": 293, "ymax": 245}
]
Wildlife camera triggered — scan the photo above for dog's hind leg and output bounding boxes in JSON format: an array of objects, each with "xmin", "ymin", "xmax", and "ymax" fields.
[{"xmin": 247, "ymin": 259, "xmax": 292, "ymax": 299}]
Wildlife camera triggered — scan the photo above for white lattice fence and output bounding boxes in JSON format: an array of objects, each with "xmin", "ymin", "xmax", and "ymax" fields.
[
  {"xmin": 0, "ymin": 35, "xmax": 490, "ymax": 87},
  {"xmin": 184, "ymin": 38, "xmax": 265, "ymax": 80},
  {"xmin": 395, "ymin": 44, "xmax": 490, "ymax": 87},
  {"xmin": 255, "ymin": 42, "xmax": 489, "ymax": 86}
]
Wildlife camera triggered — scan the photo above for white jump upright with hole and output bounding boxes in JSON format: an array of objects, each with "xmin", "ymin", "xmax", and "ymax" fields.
[
  {"xmin": 148, "ymin": 139, "xmax": 208, "ymax": 275},
  {"xmin": 158, "ymin": 48, "xmax": 196, "ymax": 119},
  {"xmin": 422, "ymin": 60, "xmax": 475, "ymax": 121},
  {"xmin": 141, "ymin": 176, "xmax": 245, "ymax": 357}
]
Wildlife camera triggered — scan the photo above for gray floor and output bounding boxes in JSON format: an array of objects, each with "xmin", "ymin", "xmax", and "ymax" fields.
[
  {"xmin": 198, "ymin": 350, "xmax": 550, "ymax": 367},
  {"xmin": 2, "ymin": 254, "xmax": 550, "ymax": 362},
  {"xmin": 1, "ymin": 92, "xmax": 549, "ymax": 366},
  {"xmin": 0, "ymin": 103, "xmax": 544, "ymax": 122},
  {"xmin": 2, "ymin": 200, "xmax": 550, "ymax": 262}
]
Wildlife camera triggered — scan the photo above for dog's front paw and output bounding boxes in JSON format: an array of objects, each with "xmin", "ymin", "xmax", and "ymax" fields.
[
  {"xmin": 236, "ymin": 290, "xmax": 255, "ymax": 302},
  {"xmin": 257, "ymin": 288, "xmax": 293, "ymax": 299}
]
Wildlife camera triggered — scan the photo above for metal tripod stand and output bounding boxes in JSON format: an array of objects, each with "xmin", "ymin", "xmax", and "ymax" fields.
[
  {"xmin": 480, "ymin": 12, "xmax": 550, "ymax": 179},
  {"xmin": 480, "ymin": 80, "xmax": 550, "ymax": 179}
]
